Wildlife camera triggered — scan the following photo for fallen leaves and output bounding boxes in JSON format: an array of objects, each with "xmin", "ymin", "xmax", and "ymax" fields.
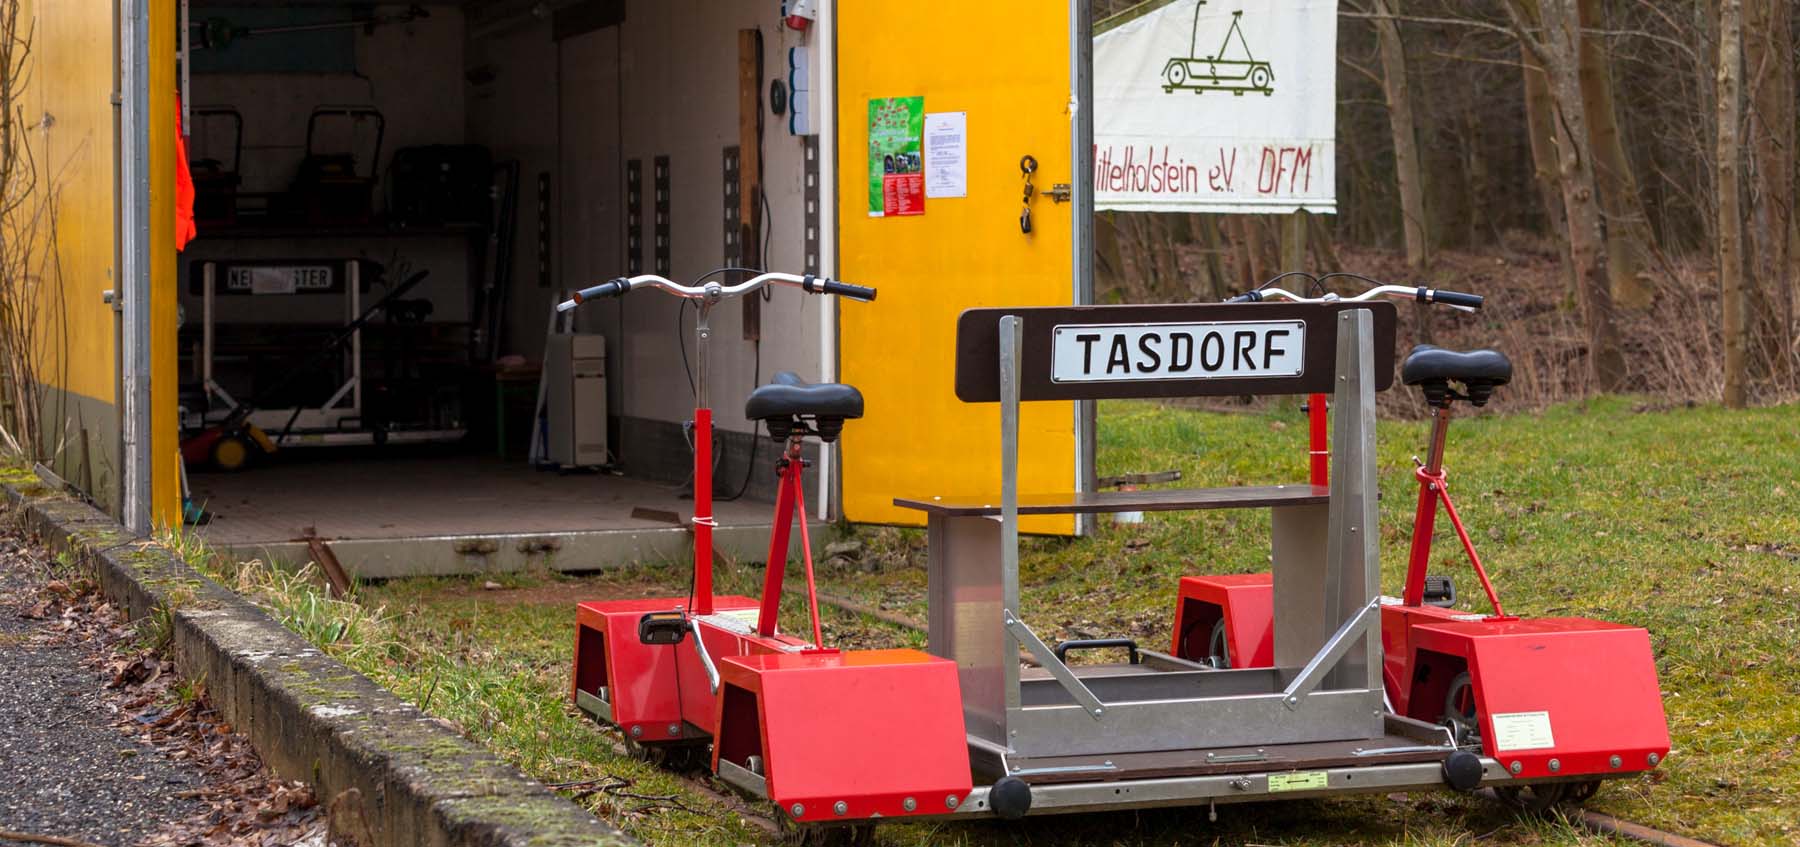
[{"xmin": 3, "ymin": 542, "xmax": 339, "ymax": 847}]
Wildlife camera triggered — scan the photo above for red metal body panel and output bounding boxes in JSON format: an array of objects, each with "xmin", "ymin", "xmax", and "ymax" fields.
[
  {"xmin": 1378, "ymin": 601, "xmax": 1473, "ymax": 717},
  {"xmin": 572, "ymin": 596, "xmax": 761, "ymax": 741},
  {"xmin": 1407, "ymin": 617, "xmax": 1670, "ymax": 779},
  {"xmin": 1172, "ymin": 574, "xmax": 1273, "ymax": 668},
  {"xmin": 715, "ymin": 649, "xmax": 971, "ymax": 823}
]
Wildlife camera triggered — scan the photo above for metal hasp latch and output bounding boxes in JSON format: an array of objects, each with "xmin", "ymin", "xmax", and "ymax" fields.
[{"xmin": 1018, "ymin": 155, "xmax": 1037, "ymax": 233}]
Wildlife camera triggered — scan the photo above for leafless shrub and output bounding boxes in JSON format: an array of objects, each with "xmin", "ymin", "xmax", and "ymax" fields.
[{"xmin": 0, "ymin": 2, "xmax": 43, "ymax": 457}]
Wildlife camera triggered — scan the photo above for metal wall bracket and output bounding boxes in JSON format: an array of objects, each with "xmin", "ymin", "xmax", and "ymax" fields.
[
  {"xmin": 721, "ymin": 146, "xmax": 742, "ymax": 267},
  {"xmin": 1004, "ymin": 609, "xmax": 1105, "ymax": 720},
  {"xmin": 625, "ymin": 159, "xmax": 643, "ymax": 275},
  {"xmin": 803, "ymin": 134, "xmax": 822, "ymax": 276},
  {"xmin": 653, "ymin": 155, "xmax": 671, "ymax": 277}
]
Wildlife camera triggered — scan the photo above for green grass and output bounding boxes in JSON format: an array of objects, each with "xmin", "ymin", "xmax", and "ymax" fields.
[{"xmin": 195, "ymin": 397, "xmax": 1799, "ymax": 846}]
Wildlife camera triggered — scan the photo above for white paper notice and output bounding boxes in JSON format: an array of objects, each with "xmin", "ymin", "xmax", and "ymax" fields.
[
  {"xmin": 1490, "ymin": 711, "xmax": 1557, "ymax": 751},
  {"xmin": 924, "ymin": 111, "xmax": 967, "ymax": 199}
]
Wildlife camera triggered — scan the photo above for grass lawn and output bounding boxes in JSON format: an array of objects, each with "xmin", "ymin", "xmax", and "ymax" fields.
[{"xmin": 200, "ymin": 396, "xmax": 1798, "ymax": 846}]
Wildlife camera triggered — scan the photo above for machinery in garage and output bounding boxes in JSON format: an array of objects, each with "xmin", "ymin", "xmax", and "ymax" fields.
[{"xmin": 568, "ymin": 281, "xmax": 1671, "ymax": 837}]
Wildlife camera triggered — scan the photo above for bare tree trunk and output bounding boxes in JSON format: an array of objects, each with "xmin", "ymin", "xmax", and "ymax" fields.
[
  {"xmin": 1239, "ymin": 216, "xmax": 1271, "ymax": 287},
  {"xmin": 1744, "ymin": 0, "xmax": 1795, "ymax": 381},
  {"xmin": 1577, "ymin": 0, "xmax": 1657, "ymax": 310},
  {"xmin": 1197, "ymin": 215, "xmax": 1230, "ymax": 300},
  {"xmin": 1093, "ymin": 211, "xmax": 1125, "ymax": 297},
  {"xmin": 1521, "ymin": 44, "xmax": 1569, "ymax": 265},
  {"xmin": 1307, "ymin": 212, "xmax": 1341, "ymax": 273},
  {"xmin": 1371, "ymin": 0, "xmax": 1429, "ymax": 270},
  {"xmin": 1461, "ymin": 105, "xmax": 1496, "ymax": 246},
  {"xmin": 1718, "ymin": 0, "xmax": 1749, "ymax": 407},
  {"xmin": 1536, "ymin": 0, "xmax": 1627, "ymax": 390}
]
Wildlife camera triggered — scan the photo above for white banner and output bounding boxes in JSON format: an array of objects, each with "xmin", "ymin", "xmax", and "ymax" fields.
[{"xmin": 1094, "ymin": 0, "xmax": 1338, "ymax": 214}]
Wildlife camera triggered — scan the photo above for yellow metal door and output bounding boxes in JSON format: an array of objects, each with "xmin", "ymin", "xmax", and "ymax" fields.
[{"xmin": 837, "ymin": 3, "xmax": 1078, "ymax": 531}]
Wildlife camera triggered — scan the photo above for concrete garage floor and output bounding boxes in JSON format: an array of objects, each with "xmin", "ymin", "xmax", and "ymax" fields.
[{"xmin": 189, "ymin": 453, "xmax": 809, "ymax": 578}]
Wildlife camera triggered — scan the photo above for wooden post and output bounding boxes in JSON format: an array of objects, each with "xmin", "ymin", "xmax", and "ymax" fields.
[
  {"xmin": 1280, "ymin": 211, "xmax": 1308, "ymax": 273},
  {"xmin": 738, "ymin": 29, "xmax": 763, "ymax": 341}
]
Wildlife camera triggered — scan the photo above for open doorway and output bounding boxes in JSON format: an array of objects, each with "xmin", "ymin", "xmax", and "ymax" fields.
[{"xmin": 176, "ymin": 1, "xmax": 831, "ymax": 574}]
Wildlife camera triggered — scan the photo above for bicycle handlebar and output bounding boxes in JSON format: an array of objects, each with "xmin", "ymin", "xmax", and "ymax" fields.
[
  {"xmin": 558, "ymin": 272, "xmax": 876, "ymax": 313},
  {"xmin": 1228, "ymin": 283, "xmax": 1483, "ymax": 312}
]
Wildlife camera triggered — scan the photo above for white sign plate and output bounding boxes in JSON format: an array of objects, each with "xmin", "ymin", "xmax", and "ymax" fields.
[
  {"xmin": 1051, "ymin": 320, "xmax": 1305, "ymax": 383},
  {"xmin": 1490, "ymin": 710, "xmax": 1557, "ymax": 752},
  {"xmin": 229, "ymin": 265, "xmax": 335, "ymax": 295}
]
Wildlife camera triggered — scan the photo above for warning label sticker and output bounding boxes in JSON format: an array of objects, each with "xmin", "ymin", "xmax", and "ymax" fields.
[
  {"xmin": 1267, "ymin": 771, "xmax": 1329, "ymax": 792},
  {"xmin": 1490, "ymin": 710, "xmax": 1557, "ymax": 751}
]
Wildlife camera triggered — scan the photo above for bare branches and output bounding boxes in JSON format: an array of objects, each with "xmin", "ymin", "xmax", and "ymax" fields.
[{"xmin": 0, "ymin": 0, "xmax": 43, "ymax": 460}]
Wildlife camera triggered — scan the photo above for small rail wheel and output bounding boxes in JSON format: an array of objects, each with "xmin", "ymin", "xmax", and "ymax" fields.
[
  {"xmin": 210, "ymin": 434, "xmax": 254, "ymax": 472},
  {"xmin": 1208, "ymin": 618, "xmax": 1232, "ymax": 669},
  {"xmin": 1165, "ymin": 62, "xmax": 1188, "ymax": 88},
  {"xmin": 1565, "ymin": 779, "xmax": 1603, "ymax": 805},
  {"xmin": 1493, "ymin": 782, "xmax": 1567, "ymax": 815},
  {"xmin": 779, "ymin": 819, "xmax": 876, "ymax": 847},
  {"xmin": 622, "ymin": 737, "xmax": 706, "ymax": 772},
  {"xmin": 1443, "ymin": 671, "xmax": 1477, "ymax": 725},
  {"xmin": 1250, "ymin": 65, "xmax": 1272, "ymax": 90}
]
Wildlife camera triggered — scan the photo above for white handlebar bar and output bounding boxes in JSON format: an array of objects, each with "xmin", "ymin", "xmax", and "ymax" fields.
[
  {"xmin": 557, "ymin": 272, "xmax": 876, "ymax": 313},
  {"xmin": 1234, "ymin": 284, "xmax": 1482, "ymax": 313}
]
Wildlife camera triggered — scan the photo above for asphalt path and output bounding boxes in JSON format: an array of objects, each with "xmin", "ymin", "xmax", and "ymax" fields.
[{"xmin": 0, "ymin": 527, "xmax": 204, "ymax": 847}]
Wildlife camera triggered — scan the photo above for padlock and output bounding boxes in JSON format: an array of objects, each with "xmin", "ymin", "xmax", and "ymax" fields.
[{"xmin": 1020, "ymin": 207, "xmax": 1032, "ymax": 234}]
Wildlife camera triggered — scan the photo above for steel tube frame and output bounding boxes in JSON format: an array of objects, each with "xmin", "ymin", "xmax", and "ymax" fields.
[
  {"xmin": 972, "ymin": 308, "xmax": 1386, "ymax": 761},
  {"xmin": 119, "ymin": 0, "xmax": 153, "ymax": 531},
  {"xmin": 942, "ymin": 757, "xmax": 1518, "ymax": 818}
]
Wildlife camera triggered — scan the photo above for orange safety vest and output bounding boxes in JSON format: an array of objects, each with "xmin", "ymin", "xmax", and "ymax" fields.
[{"xmin": 175, "ymin": 92, "xmax": 197, "ymax": 251}]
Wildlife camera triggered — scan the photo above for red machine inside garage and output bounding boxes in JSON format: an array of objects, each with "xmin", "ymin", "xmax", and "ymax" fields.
[{"xmin": 567, "ymin": 272, "xmax": 1670, "ymax": 840}]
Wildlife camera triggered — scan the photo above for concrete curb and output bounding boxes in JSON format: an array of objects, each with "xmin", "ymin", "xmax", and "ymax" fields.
[{"xmin": 1, "ymin": 466, "xmax": 638, "ymax": 847}]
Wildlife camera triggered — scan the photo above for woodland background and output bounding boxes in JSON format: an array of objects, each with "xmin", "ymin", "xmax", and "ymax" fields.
[{"xmin": 1094, "ymin": 0, "xmax": 1800, "ymax": 411}]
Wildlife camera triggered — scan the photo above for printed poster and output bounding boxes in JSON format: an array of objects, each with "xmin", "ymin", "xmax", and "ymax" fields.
[{"xmin": 868, "ymin": 96, "xmax": 925, "ymax": 217}]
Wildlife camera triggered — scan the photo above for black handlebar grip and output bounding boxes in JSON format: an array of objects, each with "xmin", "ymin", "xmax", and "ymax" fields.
[
  {"xmin": 822, "ymin": 280, "xmax": 877, "ymax": 301},
  {"xmin": 1423, "ymin": 288, "xmax": 1484, "ymax": 309},
  {"xmin": 802, "ymin": 274, "xmax": 877, "ymax": 302},
  {"xmin": 574, "ymin": 277, "xmax": 631, "ymax": 304},
  {"xmin": 1224, "ymin": 292, "xmax": 1261, "ymax": 303}
]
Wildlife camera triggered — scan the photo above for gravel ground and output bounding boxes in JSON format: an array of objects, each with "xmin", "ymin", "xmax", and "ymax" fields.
[{"xmin": 0, "ymin": 528, "xmax": 203, "ymax": 847}]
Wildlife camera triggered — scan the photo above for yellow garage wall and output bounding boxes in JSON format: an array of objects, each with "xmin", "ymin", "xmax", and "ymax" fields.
[
  {"xmin": 19, "ymin": 0, "xmax": 122, "ymax": 501},
  {"xmin": 836, "ymin": 2, "xmax": 1078, "ymax": 531},
  {"xmin": 151, "ymin": 0, "xmax": 179, "ymax": 525},
  {"xmin": 17, "ymin": 0, "xmax": 180, "ymax": 523}
]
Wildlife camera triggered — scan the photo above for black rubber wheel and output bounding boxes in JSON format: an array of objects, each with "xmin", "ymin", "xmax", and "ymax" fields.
[
  {"xmin": 991, "ymin": 776, "xmax": 1033, "ymax": 821},
  {"xmin": 1442, "ymin": 750, "xmax": 1485, "ymax": 792},
  {"xmin": 1208, "ymin": 618, "xmax": 1232, "ymax": 669},
  {"xmin": 1493, "ymin": 782, "xmax": 1567, "ymax": 815},
  {"xmin": 210, "ymin": 434, "xmax": 254, "ymax": 472}
]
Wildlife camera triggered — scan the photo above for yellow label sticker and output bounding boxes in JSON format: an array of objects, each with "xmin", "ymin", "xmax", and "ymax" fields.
[{"xmin": 1268, "ymin": 771, "xmax": 1330, "ymax": 792}]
